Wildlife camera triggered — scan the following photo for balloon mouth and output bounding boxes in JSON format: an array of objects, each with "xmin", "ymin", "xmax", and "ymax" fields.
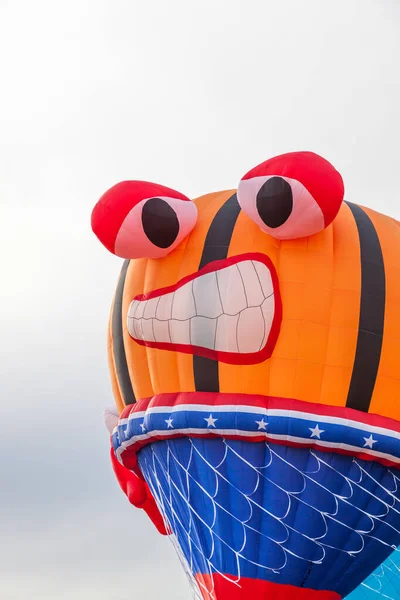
[
  {"xmin": 126, "ymin": 252, "xmax": 282, "ymax": 365},
  {"xmin": 111, "ymin": 392, "xmax": 400, "ymax": 472}
]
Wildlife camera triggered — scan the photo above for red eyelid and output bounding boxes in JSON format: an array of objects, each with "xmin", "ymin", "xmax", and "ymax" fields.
[
  {"xmin": 91, "ymin": 181, "xmax": 190, "ymax": 254},
  {"xmin": 241, "ymin": 151, "xmax": 344, "ymax": 227}
]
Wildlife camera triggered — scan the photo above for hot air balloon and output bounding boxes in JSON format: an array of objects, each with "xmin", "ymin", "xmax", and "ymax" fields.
[{"xmin": 92, "ymin": 151, "xmax": 400, "ymax": 600}]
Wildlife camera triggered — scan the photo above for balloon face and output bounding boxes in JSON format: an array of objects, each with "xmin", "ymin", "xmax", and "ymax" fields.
[{"xmin": 93, "ymin": 152, "xmax": 400, "ymax": 600}]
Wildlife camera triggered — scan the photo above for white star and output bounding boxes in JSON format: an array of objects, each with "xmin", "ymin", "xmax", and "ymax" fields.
[
  {"xmin": 204, "ymin": 414, "xmax": 217, "ymax": 428},
  {"xmin": 309, "ymin": 424, "xmax": 325, "ymax": 439},
  {"xmin": 165, "ymin": 417, "xmax": 174, "ymax": 429},
  {"xmin": 255, "ymin": 418, "xmax": 268, "ymax": 431},
  {"xmin": 140, "ymin": 422, "xmax": 146, "ymax": 432},
  {"xmin": 363, "ymin": 434, "xmax": 377, "ymax": 448}
]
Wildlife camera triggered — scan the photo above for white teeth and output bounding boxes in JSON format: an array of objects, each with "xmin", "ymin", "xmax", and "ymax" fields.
[
  {"xmin": 143, "ymin": 298, "xmax": 158, "ymax": 319},
  {"xmin": 261, "ymin": 296, "xmax": 275, "ymax": 348},
  {"xmin": 216, "ymin": 264, "xmax": 247, "ymax": 315},
  {"xmin": 215, "ymin": 313, "xmax": 239, "ymax": 352},
  {"xmin": 127, "ymin": 316, "xmax": 142, "ymax": 340},
  {"xmin": 193, "ymin": 272, "xmax": 223, "ymax": 318},
  {"xmin": 237, "ymin": 307, "xmax": 265, "ymax": 353},
  {"xmin": 129, "ymin": 300, "xmax": 139, "ymax": 319},
  {"xmin": 135, "ymin": 300, "xmax": 146, "ymax": 319},
  {"xmin": 136, "ymin": 318, "xmax": 145, "ymax": 341},
  {"xmin": 153, "ymin": 319, "xmax": 171, "ymax": 343},
  {"xmin": 253, "ymin": 261, "xmax": 273, "ymax": 298},
  {"xmin": 127, "ymin": 317, "xmax": 135, "ymax": 338},
  {"xmin": 156, "ymin": 293, "xmax": 174, "ymax": 321},
  {"xmin": 170, "ymin": 319, "xmax": 190, "ymax": 345},
  {"xmin": 172, "ymin": 282, "xmax": 196, "ymax": 320},
  {"xmin": 237, "ymin": 261, "xmax": 265, "ymax": 307},
  {"xmin": 127, "ymin": 260, "xmax": 276, "ymax": 355},
  {"xmin": 190, "ymin": 316, "xmax": 217, "ymax": 350},
  {"xmin": 141, "ymin": 318, "xmax": 155, "ymax": 342}
]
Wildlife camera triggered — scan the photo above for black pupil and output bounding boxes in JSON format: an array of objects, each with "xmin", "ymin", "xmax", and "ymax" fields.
[
  {"xmin": 141, "ymin": 197, "xmax": 180, "ymax": 248},
  {"xmin": 256, "ymin": 176, "xmax": 293, "ymax": 228}
]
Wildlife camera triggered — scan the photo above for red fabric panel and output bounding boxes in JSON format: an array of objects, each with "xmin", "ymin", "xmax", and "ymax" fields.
[
  {"xmin": 110, "ymin": 445, "xmax": 167, "ymax": 535},
  {"xmin": 196, "ymin": 573, "xmax": 341, "ymax": 600}
]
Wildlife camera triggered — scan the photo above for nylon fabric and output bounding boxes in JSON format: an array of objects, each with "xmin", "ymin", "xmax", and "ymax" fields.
[{"xmin": 138, "ymin": 438, "xmax": 400, "ymax": 598}]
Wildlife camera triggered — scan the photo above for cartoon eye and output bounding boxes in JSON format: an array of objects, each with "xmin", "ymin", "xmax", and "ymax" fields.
[
  {"xmin": 237, "ymin": 151, "xmax": 344, "ymax": 240},
  {"xmin": 91, "ymin": 181, "xmax": 197, "ymax": 259}
]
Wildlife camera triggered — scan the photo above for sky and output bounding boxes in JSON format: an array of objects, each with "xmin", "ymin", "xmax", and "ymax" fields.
[{"xmin": 1, "ymin": 0, "xmax": 400, "ymax": 598}]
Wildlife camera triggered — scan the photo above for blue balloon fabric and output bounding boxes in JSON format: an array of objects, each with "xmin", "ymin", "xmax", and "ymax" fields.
[
  {"xmin": 346, "ymin": 550, "xmax": 400, "ymax": 599},
  {"xmin": 138, "ymin": 438, "xmax": 400, "ymax": 598}
]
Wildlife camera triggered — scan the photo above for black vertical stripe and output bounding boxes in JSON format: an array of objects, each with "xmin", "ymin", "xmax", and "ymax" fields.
[
  {"xmin": 112, "ymin": 259, "xmax": 136, "ymax": 405},
  {"xmin": 345, "ymin": 202, "xmax": 386, "ymax": 412},
  {"xmin": 193, "ymin": 194, "xmax": 242, "ymax": 392}
]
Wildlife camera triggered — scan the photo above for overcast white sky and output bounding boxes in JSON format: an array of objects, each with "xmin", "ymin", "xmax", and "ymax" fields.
[{"xmin": 1, "ymin": 1, "xmax": 400, "ymax": 598}]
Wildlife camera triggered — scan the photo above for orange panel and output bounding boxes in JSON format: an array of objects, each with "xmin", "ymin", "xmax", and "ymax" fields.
[
  {"xmin": 325, "ymin": 326, "xmax": 358, "ymax": 368},
  {"xmin": 329, "ymin": 288, "xmax": 361, "ymax": 329},
  {"xmin": 320, "ymin": 365, "xmax": 355, "ymax": 408},
  {"xmin": 302, "ymin": 240, "xmax": 333, "ymax": 326},
  {"xmin": 371, "ymin": 374, "xmax": 400, "ymax": 420},
  {"xmin": 364, "ymin": 207, "xmax": 400, "ymax": 418},
  {"xmin": 278, "ymin": 239, "xmax": 307, "ymax": 284},
  {"xmin": 278, "ymin": 281, "xmax": 305, "ymax": 321},
  {"xmin": 273, "ymin": 319, "xmax": 302, "ymax": 361},
  {"xmin": 320, "ymin": 204, "xmax": 362, "ymax": 407},
  {"xmin": 298, "ymin": 321, "xmax": 329, "ymax": 363},
  {"xmin": 269, "ymin": 357, "xmax": 298, "ymax": 398},
  {"xmin": 295, "ymin": 361, "xmax": 326, "ymax": 404}
]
